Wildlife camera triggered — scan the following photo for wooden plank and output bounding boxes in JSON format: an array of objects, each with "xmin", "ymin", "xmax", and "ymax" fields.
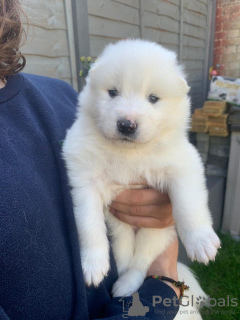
[
  {"xmin": 62, "ymin": 78, "xmax": 72, "ymax": 85},
  {"xmin": 144, "ymin": 28, "xmax": 179, "ymax": 45},
  {"xmin": 179, "ymin": 0, "xmax": 183, "ymax": 62},
  {"xmin": 72, "ymin": 0, "xmax": 90, "ymax": 90},
  {"xmin": 182, "ymin": 35, "xmax": 205, "ymax": 48},
  {"xmin": 183, "ymin": 23, "xmax": 206, "ymax": 39},
  {"xmin": 65, "ymin": 0, "xmax": 78, "ymax": 90},
  {"xmin": 183, "ymin": 60, "xmax": 203, "ymax": 70},
  {"xmin": 182, "ymin": 46, "xmax": 205, "ymax": 60},
  {"xmin": 144, "ymin": 11, "xmax": 179, "ymax": 34},
  {"xmin": 222, "ymin": 133, "xmax": 240, "ymax": 238},
  {"xmin": 203, "ymin": 0, "xmax": 211, "ymax": 101},
  {"xmin": 183, "ymin": 8, "xmax": 207, "ymax": 28},
  {"xmin": 160, "ymin": 0, "xmax": 180, "ymax": 5},
  {"xmin": 143, "ymin": 0, "xmax": 180, "ymax": 21},
  {"xmin": 24, "ymin": 55, "xmax": 71, "ymax": 79},
  {"xmin": 187, "ymin": 69, "xmax": 204, "ymax": 82},
  {"xmin": 21, "ymin": 26, "xmax": 69, "ymax": 58},
  {"xmin": 112, "ymin": 0, "xmax": 139, "ymax": 8},
  {"xmin": 88, "ymin": 0, "xmax": 140, "ymax": 25},
  {"xmin": 184, "ymin": 0, "xmax": 207, "ymax": 15},
  {"xmin": 198, "ymin": 0, "xmax": 208, "ymax": 4},
  {"xmin": 189, "ymin": 80, "xmax": 203, "ymax": 94},
  {"xmin": 22, "ymin": 0, "xmax": 66, "ymax": 30},
  {"xmin": 190, "ymin": 93, "xmax": 205, "ymax": 105},
  {"xmin": 89, "ymin": 15, "xmax": 140, "ymax": 38},
  {"xmin": 139, "ymin": 0, "xmax": 144, "ymax": 38},
  {"xmin": 207, "ymin": 0, "xmax": 217, "ymax": 99},
  {"xmin": 90, "ymin": 35, "xmax": 118, "ymax": 57},
  {"xmin": 164, "ymin": 44, "xmax": 179, "ymax": 53}
]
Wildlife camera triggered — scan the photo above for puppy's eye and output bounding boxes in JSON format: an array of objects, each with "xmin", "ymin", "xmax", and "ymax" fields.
[
  {"xmin": 108, "ymin": 89, "xmax": 119, "ymax": 98},
  {"xmin": 148, "ymin": 94, "xmax": 159, "ymax": 104}
]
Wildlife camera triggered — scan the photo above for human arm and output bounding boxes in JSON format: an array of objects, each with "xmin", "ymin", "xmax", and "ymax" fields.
[{"xmin": 101, "ymin": 239, "xmax": 180, "ymax": 320}]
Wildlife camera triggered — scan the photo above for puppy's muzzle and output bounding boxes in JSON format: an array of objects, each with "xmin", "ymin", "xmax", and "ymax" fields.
[{"xmin": 117, "ymin": 119, "xmax": 138, "ymax": 137}]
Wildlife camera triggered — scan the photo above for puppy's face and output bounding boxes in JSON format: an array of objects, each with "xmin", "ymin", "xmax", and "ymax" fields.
[{"xmin": 81, "ymin": 40, "xmax": 190, "ymax": 146}]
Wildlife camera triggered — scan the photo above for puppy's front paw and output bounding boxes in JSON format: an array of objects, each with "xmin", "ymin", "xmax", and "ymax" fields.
[
  {"xmin": 183, "ymin": 226, "xmax": 221, "ymax": 264},
  {"xmin": 112, "ymin": 268, "xmax": 145, "ymax": 297},
  {"xmin": 81, "ymin": 248, "xmax": 110, "ymax": 287}
]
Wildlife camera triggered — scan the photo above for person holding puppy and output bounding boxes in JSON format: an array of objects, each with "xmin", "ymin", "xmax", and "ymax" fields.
[{"xmin": 0, "ymin": 1, "xmax": 180, "ymax": 319}]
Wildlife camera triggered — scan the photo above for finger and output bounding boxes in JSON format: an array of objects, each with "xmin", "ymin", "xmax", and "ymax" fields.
[
  {"xmin": 110, "ymin": 202, "xmax": 172, "ymax": 220},
  {"xmin": 109, "ymin": 208, "xmax": 174, "ymax": 228},
  {"xmin": 113, "ymin": 188, "xmax": 170, "ymax": 206}
]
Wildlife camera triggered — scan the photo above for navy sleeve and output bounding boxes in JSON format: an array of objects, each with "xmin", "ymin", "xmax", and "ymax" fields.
[
  {"xmin": 0, "ymin": 307, "xmax": 10, "ymax": 320},
  {"xmin": 102, "ymin": 279, "xmax": 179, "ymax": 320},
  {"xmin": 0, "ymin": 73, "xmax": 179, "ymax": 320}
]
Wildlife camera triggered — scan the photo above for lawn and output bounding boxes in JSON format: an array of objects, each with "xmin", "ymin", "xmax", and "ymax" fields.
[{"xmin": 191, "ymin": 233, "xmax": 240, "ymax": 320}]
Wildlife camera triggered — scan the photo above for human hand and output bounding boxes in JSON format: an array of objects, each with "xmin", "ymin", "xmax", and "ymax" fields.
[
  {"xmin": 109, "ymin": 188, "xmax": 174, "ymax": 228},
  {"xmin": 148, "ymin": 238, "xmax": 180, "ymax": 297}
]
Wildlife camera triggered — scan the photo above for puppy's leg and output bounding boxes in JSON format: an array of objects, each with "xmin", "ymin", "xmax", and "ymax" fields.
[
  {"xmin": 105, "ymin": 209, "xmax": 135, "ymax": 276},
  {"xmin": 168, "ymin": 147, "xmax": 221, "ymax": 264},
  {"xmin": 73, "ymin": 186, "xmax": 110, "ymax": 287},
  {"xmin": 112, "ymin": 226, "xmax": 177, "ymax": 297}
]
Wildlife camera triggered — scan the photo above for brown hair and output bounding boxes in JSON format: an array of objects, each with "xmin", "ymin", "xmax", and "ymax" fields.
[{"xmin": 0, "ymin": 0, "xmax": 26, "ymax": 80}]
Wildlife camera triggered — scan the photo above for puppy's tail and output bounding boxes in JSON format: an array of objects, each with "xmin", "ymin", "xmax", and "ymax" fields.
[{"xmin": 175, "ymin": 262, "xmax": 208, "ymax": 320}]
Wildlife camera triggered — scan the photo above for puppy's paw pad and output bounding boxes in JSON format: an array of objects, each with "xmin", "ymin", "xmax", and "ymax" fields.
[
  {"xmin": 112, "ymin": 269, "xmax": 145, "ymax": 297},
  {"xmin": 81, "ymin": 248, "xmax": 110, "ymax": 287},
  {"xmin": 184, "ymin": 226, "xmax": 220, "ymax": 264}
]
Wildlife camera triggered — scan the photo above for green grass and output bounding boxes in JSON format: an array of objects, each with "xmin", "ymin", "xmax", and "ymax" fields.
[{"xmin": 191, "ymin": 233, "xmax": 240, "ymax": 320}]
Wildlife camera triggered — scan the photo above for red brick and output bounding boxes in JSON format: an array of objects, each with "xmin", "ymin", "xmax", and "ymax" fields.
[
  {"xmin": 231, "ymin": 11, "xmax": 240, "ymax": 20},
  {"xmin": 215, "ymin": 31, "xmax": 228, "ymax": 40},
  {"xmin": 215, "ymin": 23, "xmax": 223, "ymax": 32},
  {"xmin": 229, "ymin": 5, "xmax": 240, "ymax": 14},
  {"xmin": 218, "ymin": 0, "xmax": 231, "ymax": 5},
  {"xmin": 222, "ymin": 22, "xmax": 230, "ymax": 30},
  {"xmin": 214, "ymin": 0, "xmax": 240, "ymax": 77},
  {"xmin": 223, "ymin": 6, "xmax": 230, "ymax": 14},
  {"xmin": 216, "ymin": 15, "xmax": 230, "ymax": 24},
  {"xmin": 222, "ymin": 39, "xmax": 229, "ymax": 46},
  {"xmin": 214, "ymin": 39, "xmax": 223, "ymax": 48},
  {"xmin": 215, "ymin": 47, "xmax": 225, "ymax": 55},
  {"xmin": 217, "ymin": 7, "xmax": 223, "ymax": 16},
  {"xmin": 214, "ymin": 55, "xmax": 222, "ymax": 65},
  {"xmin": 223, "ymin": 37, "xmax": 240, "ymax": 46}
]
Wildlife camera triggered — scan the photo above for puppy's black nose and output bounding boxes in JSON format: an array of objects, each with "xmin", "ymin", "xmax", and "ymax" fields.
[{"xmin": 117, "ymin": 119, "xmax": 138, "ymax": 136}]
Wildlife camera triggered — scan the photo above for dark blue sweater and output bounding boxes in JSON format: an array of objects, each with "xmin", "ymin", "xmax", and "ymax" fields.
[{"xmin": 0, "ymin": 73, "xmax": 179, "ymax": 320}]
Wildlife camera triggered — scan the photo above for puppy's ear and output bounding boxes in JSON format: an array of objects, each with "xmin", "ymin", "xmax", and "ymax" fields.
[{"xmin": 178, "ymin": 77, "xmax": 190, "ymax": 95}]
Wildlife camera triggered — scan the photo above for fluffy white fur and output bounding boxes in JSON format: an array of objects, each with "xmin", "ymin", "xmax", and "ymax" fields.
[{"xmin": 63, "ymin": 39, "xmax": 220, "ymax": 317}]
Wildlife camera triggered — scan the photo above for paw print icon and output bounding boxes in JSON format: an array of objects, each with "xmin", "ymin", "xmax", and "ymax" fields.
[{"xmin": 196, "ymin": 296, "xmax": 208, "ymax": 308}]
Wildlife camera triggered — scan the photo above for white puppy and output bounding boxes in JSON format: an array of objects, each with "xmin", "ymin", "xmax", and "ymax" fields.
[{"xmin": 63, "ymin": 39, "xmax": 220, "ymax": 299}]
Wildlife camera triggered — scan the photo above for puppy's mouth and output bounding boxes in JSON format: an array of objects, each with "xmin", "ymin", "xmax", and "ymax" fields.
[{"xmin": 119, "ymin": 137, "xmax": 135, "ymax": 143}]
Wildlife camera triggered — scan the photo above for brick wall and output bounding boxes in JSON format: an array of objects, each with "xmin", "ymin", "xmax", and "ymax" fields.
[{"xmin": 214, "ymin": 0, "xmax": 240, "ymax": 77}]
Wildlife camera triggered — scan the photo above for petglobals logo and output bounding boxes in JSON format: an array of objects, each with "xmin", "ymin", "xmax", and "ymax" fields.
[
  {"xmin": 119, "ymin": 292, "xmax": 238, "ymax": 318},
  {"xmin": 179, "ymin": 295, "xmax": 238, "ymax": 308},
  {"xmin": 119, "ymin": 291, "xmax": 150, "ymax": 318}
]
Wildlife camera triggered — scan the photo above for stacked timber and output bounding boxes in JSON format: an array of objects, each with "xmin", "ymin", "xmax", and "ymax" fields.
[
  {"xmin": 191, "ymin": 101, "xmax": 229, "ymax": 137},
  {"xmin": 191, "ymin": 108, "xmax": 208, "ymax": 133}
]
